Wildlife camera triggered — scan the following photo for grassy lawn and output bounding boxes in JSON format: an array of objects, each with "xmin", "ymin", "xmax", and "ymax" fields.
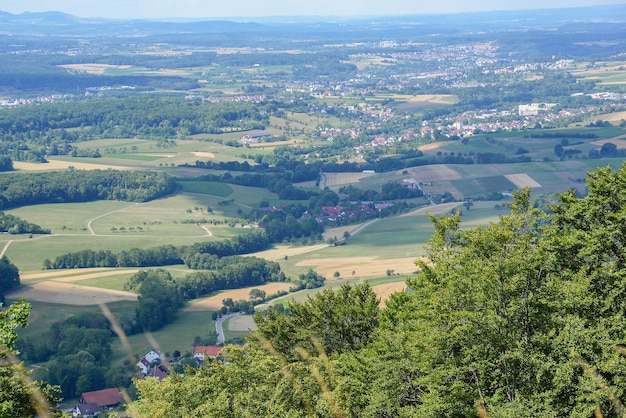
[
  {"xmin": 179, "ymin": 181, "xmax": 233, "ymax": 197},
  {"xmin": 110, "ymin": 310, "xmax": 216, "ymax": 366},
  {"xmin": 7, "ymin": 201, "xmax": 134, "ymax": 233}
]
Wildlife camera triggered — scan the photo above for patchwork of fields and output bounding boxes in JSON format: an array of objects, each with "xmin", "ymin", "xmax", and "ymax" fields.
[{"xmin": 6, "ymin": 126, "xmax": 626, "ymax": 359}]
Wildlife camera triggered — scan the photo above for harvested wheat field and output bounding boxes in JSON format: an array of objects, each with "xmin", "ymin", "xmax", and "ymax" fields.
[
  {"xmin": 408, "ymin": 94, "xmax": 458, "ymax": 104},
  {"xmin": 592, "ymin": 136, "xmax": 626, "ymax": 149},
  {"xmin": 8, "ymin": 281, "xmax": 137, "ymax": 305},
  {"xmin": 14, "ymin": 160, "xmax": 131, "ymax": 171},
  {"xmin": 228, "ymin": 315, "xmax": 258, "ymax": 331},
  {"xmin": 185, "ymin": 282, "xmax": 293, "ymax": 311},
  {"xmin": 296, "ymin": 256, "xmax": 419, "ymax": 279},
  {"xmin": 372, "ymin": 281, "xmax": 406, "ymax": 307},
  {"xmin": 599, "ymin": 111, "xmax": 626, "ymax": 123},
  {"xmin": 59, "ymin": 64, "xmax": 132, "ymax": 74},
  {"xmin": 505, "ymin": 173, "xmax": 542, "ymax": 188},
  {"xmin": 400, "ymin": 202, "xmax": 462, "ymax": 217},
  {"xmin": 192, "ymin": 152, "xmax": 216, "ymax": 158},
  {"xmin": 20, "ymin": 268, "xmax": 115, "ymax": 281}
]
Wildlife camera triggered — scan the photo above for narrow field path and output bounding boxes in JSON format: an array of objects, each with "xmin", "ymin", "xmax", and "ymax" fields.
[
  {"xmin": 0, "ymin": 240, "xmax": 13, "ymax": 258},
  {"xmin": 87, "ymin": 203, "xmax": 142, "ymax": 236}
]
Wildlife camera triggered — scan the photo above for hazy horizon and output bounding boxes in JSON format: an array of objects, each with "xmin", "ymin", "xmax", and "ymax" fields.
[{"xmin": 1, "ymin": 0, "xmax": 625, "ymax": 20}]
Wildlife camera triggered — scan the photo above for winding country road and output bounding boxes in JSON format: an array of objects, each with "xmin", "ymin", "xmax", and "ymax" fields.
[{"xmin": 215, "ymin": 312, "xmax": 241, "ymax": 345}]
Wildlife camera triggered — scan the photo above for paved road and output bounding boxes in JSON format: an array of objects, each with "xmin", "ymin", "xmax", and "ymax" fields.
[{"xmin": 215, "ymin": 312, "xmax": 241, "ymax": 345}]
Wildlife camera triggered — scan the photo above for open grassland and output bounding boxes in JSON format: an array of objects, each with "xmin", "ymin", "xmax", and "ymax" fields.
[
  {"xmin": 178, "ymin": 181, "xmax": 233, "ymax": 197},
  {"xmin": 3, "ymin": 192, "xmax": 270, "ymax": 271},
  {"xmin": 8, "ymin": 200, "xmax": 133, "ymax": 233}
]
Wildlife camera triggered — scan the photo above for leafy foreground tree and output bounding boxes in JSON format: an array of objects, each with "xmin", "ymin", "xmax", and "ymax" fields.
[
  {"xmin": 0, "ymin": 299, "xmax": 61, "ymax": 417},
  {"xmin": 128, "ymin": 163, "xmax": 626, "ymax": 417}
]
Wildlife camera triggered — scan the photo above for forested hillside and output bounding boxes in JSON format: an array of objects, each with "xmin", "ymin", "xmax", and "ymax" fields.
[{"xmin": 129, "ymin": 163, "xmax": 626, "ymax": 417}]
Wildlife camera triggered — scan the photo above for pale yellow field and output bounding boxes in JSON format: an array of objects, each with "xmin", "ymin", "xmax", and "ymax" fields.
[
  {"xmin": 185, "ymin": 282, "xmax": 293, "ymax": 311},
  {"xmin": 323, "ymin": 172, "xmax": 375, "ymax": 187},
  {"xmin": 505, "ymin": 173, "xmax": 542, "ymax": 188},
  {"xmin": 399, "ymin": 202, "xmax": 462, "ymax": 217},
  {"xmin": 419, "ymin": 142, "xmax": 445, "ymax": 151},
  {"xmin": 59, "ymin": 64, "xmax": 132, "ymax": 74},
  {"xmin": 10, "ymin": 268, "xmax": 140, "ymax": 305},
  {"xmin": 192, "ymin": 152, "xmax": 216, "ymax": 158},
  {"xmin": 592, "ymin": 136, "xmax": 626, "ymax": 149},
  {"xmin": 14, "ymin": 160, "xmax": 131, "ymax": 171},
  {"xmin": 21, "ymin": 268, "xmax": 114, "ymax": 281},
  {"xmin": 599, "ymin": 111, "xmax": 626, "ymax": 123},
  {"xmin": 8, "ymin": 281, "xmax": 137, "ymax": 305},
  {"xmin": 228, "ymin": 315, "xmax": 258, "ymax": 331},
  {"xmin": 296, "ymin": 256, "xmax": 419, "ymax": 278},
  {"xmin": 372, "ymin": 281, "xmax": 406, "ymax": 307},
  {"xmin": 408, "ymin": 94, "xmax": 459, "ymax": 104}
]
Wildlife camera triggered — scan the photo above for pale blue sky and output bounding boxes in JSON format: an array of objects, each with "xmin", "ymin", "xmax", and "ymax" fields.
[{"xmin": 1, "ymin": 0, "xmax": 624, "ymax": 19}]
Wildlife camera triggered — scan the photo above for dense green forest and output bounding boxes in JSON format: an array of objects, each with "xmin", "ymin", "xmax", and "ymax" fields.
[
  {"xmin": 0, "ymin": 170, "xmax": 176, "ymax": 209},
  {"xmin": 127, "ymin": 164, "xmax": 626, "ymax": 417}
]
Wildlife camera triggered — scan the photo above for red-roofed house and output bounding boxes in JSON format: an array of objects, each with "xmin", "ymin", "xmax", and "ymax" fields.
[
  {"xmin": 148, "ymin": 364, "xmax": 169, "ymax": 381},
  {"xmin": 79, "ymin": 388, "xmax": 123, "ymax": 410},
  {"xmin": 194, "ymin": 345, "xmax": 223, "ymax": 362}
]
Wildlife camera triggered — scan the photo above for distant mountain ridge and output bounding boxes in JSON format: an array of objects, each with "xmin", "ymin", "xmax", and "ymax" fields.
[{"xmin": 0, "ymin": 5, "xmax": 625, "ymax": 37}]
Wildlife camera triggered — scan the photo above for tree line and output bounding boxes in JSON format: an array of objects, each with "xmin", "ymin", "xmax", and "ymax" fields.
[
  {"xmin": 0, "ymin": 169, "xmax": 176, "ymax": 210},
  {"xmin": 47, "ymin": 229, "xmax": 271, "ymax": 269}
]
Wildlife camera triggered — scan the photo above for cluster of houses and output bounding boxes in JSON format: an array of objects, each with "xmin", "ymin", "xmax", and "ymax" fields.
[
  {"xmin": 316, "ymin": 203, "xmax": 393, "ymax": 223},
  {"xmin": 70, "ymin": 346, "xmax": 225, "ymax": 416}
]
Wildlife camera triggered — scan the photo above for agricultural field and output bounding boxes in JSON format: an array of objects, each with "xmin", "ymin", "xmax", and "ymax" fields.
[
  {"xmin": 6, "ymin": 196, "xmax": 510, "ymax": 372},
  {"xmin": 281, "ymin": 200, "xmax": 501, "ymax": 279},
  {"xmin": 3, "ymin": 192, "xmax": 262, "ymax": 272},
  {"xmin": 572, "ymin": 63, "xmax": 626, "ymax": 85},
  {"xmin": 185, "ymin": 282, "xmax": 294, "ymax": 311}
]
